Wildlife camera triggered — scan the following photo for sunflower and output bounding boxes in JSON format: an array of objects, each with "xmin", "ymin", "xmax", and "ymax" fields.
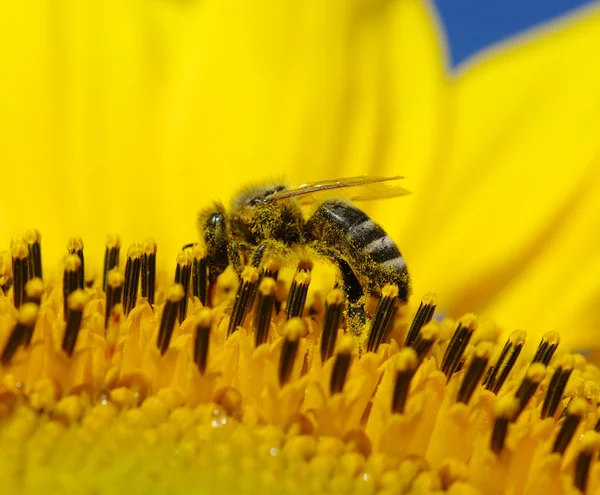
[{"xmin": 1, "ymin": 1, "xmax": 600, "ymax": 493}]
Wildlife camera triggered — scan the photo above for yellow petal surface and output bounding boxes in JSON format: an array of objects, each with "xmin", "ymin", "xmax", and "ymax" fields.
[
  {"xmin": 389, "ymin": 6, "xmax": 600, "ymax": 349},
  {"xmin": 0, "ymin": 0, "xmax": 445, "ymax": 271}
]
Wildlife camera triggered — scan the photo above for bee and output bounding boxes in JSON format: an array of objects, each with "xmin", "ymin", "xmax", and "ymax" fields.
[{"xmin": 195, "ymin": 176, "xmax": 411, "ymax": 325}]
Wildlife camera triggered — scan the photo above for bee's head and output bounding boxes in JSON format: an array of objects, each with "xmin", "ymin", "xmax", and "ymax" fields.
[{"xmin": 230, "ymin": 184, "xmax": 303, "ymax": 246}]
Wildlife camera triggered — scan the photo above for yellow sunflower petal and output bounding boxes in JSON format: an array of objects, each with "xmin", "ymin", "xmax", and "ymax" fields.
[
  {"xmin": 0, "ymin": 0, "xmax": 447, "ymax": 270},
  {"xmin": 400, "ymin": 6, "xmax": 600, "ymax": 348}
]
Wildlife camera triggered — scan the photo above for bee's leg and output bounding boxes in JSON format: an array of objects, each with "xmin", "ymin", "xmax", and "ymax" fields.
[
  {"xmin": 331, "ymin": 253, "xmax": 366, "ymax": 334},
  {"xmin": 198, "ymin": 205, "xmax": 230, "ymax": 307},
  {"xmin": 227, "ymin": 242, "xmax": 244, "ymax": 278},
  {"xmin": 250, "ymin": 244, "xmax": 266, "ymax": 268},
  {"xmin": 308, "ymin": 243, "xmax": 366, "ymax": 336}
]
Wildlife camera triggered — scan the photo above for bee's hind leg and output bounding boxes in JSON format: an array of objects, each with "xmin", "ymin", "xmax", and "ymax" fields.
[
  {"xmin": 331, "ymin": 253, "xmax": 366, "ymax": 335},
  {"xmin": 310, "ymin": 245, "xmax": 366, "ymax": 337}
]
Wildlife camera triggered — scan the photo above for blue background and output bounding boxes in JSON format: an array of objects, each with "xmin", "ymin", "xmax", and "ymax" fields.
[{"xmin": 432, "ymin": 0, "xmax": 598, "ymax": 68}]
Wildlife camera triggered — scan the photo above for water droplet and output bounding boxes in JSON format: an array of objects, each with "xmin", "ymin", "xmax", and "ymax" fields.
[
  {"xmin": 269, "ymin": 447, "xmax": 279, "ymax": 456},
  {"xmin": 211, "ymin": 408, "xmax": 227, "ymax": 428}
]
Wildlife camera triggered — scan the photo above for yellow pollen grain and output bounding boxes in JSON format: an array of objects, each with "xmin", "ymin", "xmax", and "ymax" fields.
[
  {"xmin": 509, "ymin": 329, "xmax": 527, "ymax": 346},
  {"xmin": 567, "ymin": 397, "xmax": 588, "ymax": 417},
  {"xmin": 579, "ymin": 431, "xmax": 600, "ymax": 453},
  {"xmin": 438, "ymin": 459, "xmax": 469, "ymax": 490},
  {"xmin": 325, "ymin": 288, "xmax": 344, "ymax": 306},
  {"xmin": 474, "ymin": 341, "xmax": 494, "ymax": 359},
  {"xmin": 195, "ymin": 307, "xmax": 212, "ymax": 327},
  {"xmin": 572, "ymin": 353, "xmax": 587, "ymax": 369},
  {"xmin": 106, "ymin": 233, "xmax": 121, "ymax": 249},
  {"xmin": 557, "ymin": 354, "xmax": 575, "ymax": 370},
  {"xmin": 336, "ymin": 335, "xmax": 356, "ymax": 355},
  {"xmin": 67, "ymin": 236, "xmax": 84, "ymax": 252},
  {"xmin": 176, "ymin": 250, "xmax": 193, "ymax": 266},
  {"xmin": 396, "ymin": 347, "xmax": 418, "ymax": 372},
  {"xmin": 107, "ymin": 269, "xmax": 124, "ymax": 288},
  {"xmin": 422, "ymin": 292, "xmax": 437, "ymax": 305},
  {"xmin": 142, "ymin": 238, "xmax": 157, "ymax": 254},
  {"xmin": 127, "ymin": 243, "xmax": 142, "ymax": 259},
  {"xmin": 166, "ymin": 284, "xmax": 185, "ymax": 302},
  {"xmin": 584, "ymin": 380, "xmax": 600, "ymax": 402},
  {"xmin": 52, "ymin": 395, "xmax": 85, "ymax": 424},
  {"xmin": 18, "ymin": 302, "xmax": 39, "ymax": 325},
  {"xmin": 526, "ymin": 363, "xmax": 547, "ymax": 383},
  {"xmin": 294, "ymin": 270, "xmax": 311, "ymax": 286},
  {"xmin": 64, "ymin": 254, "xmax": 81, "ymax": 272},
  {"xmin": 495, "ymin": 395, "xmax": 520, "ymax": 419},
  {"xmin": 192, "ymin": 243, "xmax": 205, "ymax": 259},
  {"xmin": 10, "ymin": 238, "xmax": 28, "ymax": 259},
  {"xmin": 283, "ymin": 317, "xmax": 304, "ymax": 341},
  {"xmin": 68, "ymin": 289, "xmax": 89, "ymax": 311},
  {"xmin": 241, "ymin": 266, "xmax": 260, "ymax": 284},
  {"xmin": 23, "ymin": 228, "xmax": 41, "ymax": 244},
  {"xmin": 381, "ymin": 284, "xmax": 399, "ymax": 299},
  {"xmin": 565, "ymin": 376, "xmax": 585, "ymax": 398},
  {"xmin": 542, "ymin": 330, "xmax": 560, "ymax": 346},
  {"xmin": 264, "ymin": 258, "xmax": 280, "ymax": 273},
  {"xmin": 25, "ymin": 278, "xmax": 44, "ymax": 298},
  {"xmin": 458, "ymin": 313, "xmax": 477, "ymax": 331},
  {"xmin": 420, "ymin": 321, "xmax": 440, "ymax": 341},
  {"xmin": 258, "ymin": 277, "xmax": 276, "ymax": 296}
]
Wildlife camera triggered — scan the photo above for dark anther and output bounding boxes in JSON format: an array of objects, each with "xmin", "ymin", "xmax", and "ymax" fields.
[
  {"xmin": 156, "ymin": 285, "xmax": 185, "ymax": 355},
  {"xmin": 122, "ymin": 244, "xmax": 142, "ymax": 317},
  {"xmin": 456, "ymin": 342, "xmax": 492, "ymax": 405},
  {"xmin": 0, "ymin": 303, "xmax": 39, "ymax": 365},
  {"xmin": 330, "ymin": 337, "xmax": 354, "ymax": 395},
  {"xmin": 11, "ymin": 238, "xmax": 30, "ymax": 309},
  {"xmin": 490, "ymin": 396, "xmax": 519, "ymax": 455},
  {"xmin": 278, "ymin": 318, "xmax": 303, "ymax": 387},
  {"xmin": 512, "ymin": 363, "xmax": 546, "ymax": 421},
  {"xmin": 540, "ymin": 355, "xmax": 573, "ymax": 420},
  {"xmin": 191, "ymin": 244, "xmax": 209, "ymax": 307},
  {"xmin": 484, "ymin": 330, "xmax": 526, "ymax": 394},
  {"xmin": 366, "ymin": 284, "xmax": 399, "ymax": 353},
  {"xmin": 102, "ymin": 235, "xmax": 121, "ymax": 292},
  {"xmin": 405, "ymin": 293, "xmax": 437, "ymax": 348},
  {"xmin": 411, "ymin": 322, "xmax": 439, "ymax": 364},
  {"xmin": 24, "ymin": 229, "xmax": 42, "ymax": 280},
  {"xmin": 62, "ymin": 290, "xmax": 88, "ymax": 356},
  {"xmin": 253, "ymin": 277, "xmax": 276, "ymax": 347},
  {"xmin": 440, "ymin": 314, "xmax": 477, "ymax": 380},
  {"xmin": 105, "ymin": 269, "xmax": 124, "ymax": 331},
  {"xmin": 391, "ymin": 348, "xmax": 418, "ymax": 414},
  {"xmin": 552, "ymin": 398, "xmax": 586, "ymax": 455},
  {"xmin": 320, "ymin": 289, "xmax": 345, "ymax": 363},
  {"xmin": 174, "ymin": 250, "xmax": 192, "ymax": 323},
  {"xmin": 573, "ymin": 434, "xmax": 600, "ymax": 493},
  {"xmin": 141, "ymin": 239, "xmax": 157, "ymax": 306},
  {"xmin": 63, "ymin": 254, "xmax": 82, "ymax": 321},
  {"xmin": 228, "ymin": 267, "xmax": 260, "ymax": 338},
  {"xmin": 531, "ymin": 331, "xmax": 560, "ymax": 366},
  {"xmin": 285, "ymin": 262, "xmax": 312, "ymax": 320},
  {"xmin": 194, "ymin": 308, "xmax": 212, "ymax": 375},
  {"xmin": 67, "ymin": 237, "xmax": 85, "ymax": 290}
]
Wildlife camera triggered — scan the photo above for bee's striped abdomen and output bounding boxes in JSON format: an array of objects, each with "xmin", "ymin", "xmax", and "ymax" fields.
[{"xmin": 305, "ymin": 200, "xmax": 410, "ymax": 301}]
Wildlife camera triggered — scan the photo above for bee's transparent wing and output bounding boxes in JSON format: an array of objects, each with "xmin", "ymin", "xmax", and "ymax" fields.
[{"xmin": 264, "ymin": 175, "xmax": 410, "ymax": 205}]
